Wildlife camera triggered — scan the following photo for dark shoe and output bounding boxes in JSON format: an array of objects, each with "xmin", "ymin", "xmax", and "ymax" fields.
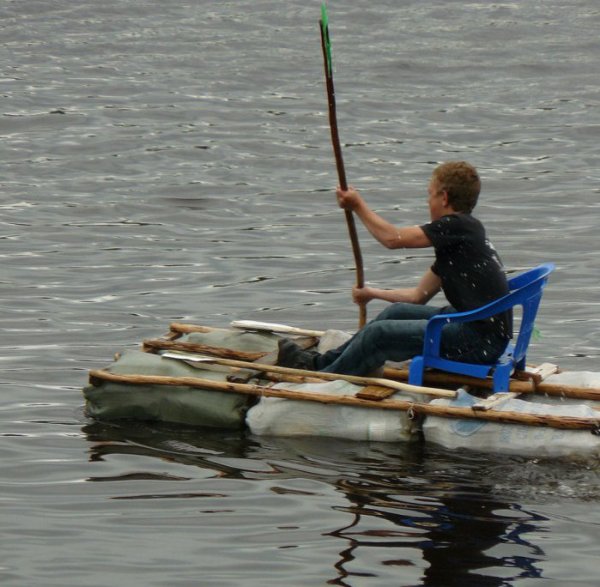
[{"xmin": 277, "ymin": 338, "xmax": 319, "ymax": 370}]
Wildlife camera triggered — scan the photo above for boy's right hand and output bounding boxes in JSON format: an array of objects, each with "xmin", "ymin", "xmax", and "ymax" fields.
[{"xmin": 352, "ymin": 285, "xmax": 373, "ymax": 305}]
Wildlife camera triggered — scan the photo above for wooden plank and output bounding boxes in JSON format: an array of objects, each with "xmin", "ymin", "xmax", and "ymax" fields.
[
  {"xmin": 514, "ymin": 362, "xmax": 560, "ymax": 385},
  {"xmin": 356, "ymin": 385, "xmax": 397, "ymax": 401},
  {"xmin": 472, "ymin": 392, "xmax": 521, "ymax": 412}
]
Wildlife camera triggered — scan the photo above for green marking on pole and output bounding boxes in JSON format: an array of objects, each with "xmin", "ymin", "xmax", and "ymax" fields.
[{"xmin": 321, "ymin": 3, "xmax": 332, "ymax": 77}]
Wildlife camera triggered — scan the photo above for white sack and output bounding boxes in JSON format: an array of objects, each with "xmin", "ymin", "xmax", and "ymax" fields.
[
  {"xmin": 246, "ymin": 379, "xmax": 416, "ymax": 442},
  {"xmin": 423, "ymin": 389, "xmax": 600, "ymax": 457}
]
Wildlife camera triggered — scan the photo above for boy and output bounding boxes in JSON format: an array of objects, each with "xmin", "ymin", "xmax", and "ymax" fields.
[{"xmin": 278, "ymin": 161, "xmax": 512, "ymax": 376}]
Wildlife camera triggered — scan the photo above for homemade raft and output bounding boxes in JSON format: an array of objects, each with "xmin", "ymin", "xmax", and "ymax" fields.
[{"xmin": 83, "ymin": 321, "xmax": 600, "ymax": 457}]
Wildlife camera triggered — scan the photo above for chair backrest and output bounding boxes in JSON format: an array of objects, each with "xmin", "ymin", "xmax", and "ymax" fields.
[
  {"xmin": 507, "ymin": 262, "xmax": 554, "ymax": 291},
  {"xmin": 506, "ymin": 262, "xmax": 555, "ymax": 364},
  {"xmin": 422, "ymin": 263, "xmax": 554, "ymax": 364}
]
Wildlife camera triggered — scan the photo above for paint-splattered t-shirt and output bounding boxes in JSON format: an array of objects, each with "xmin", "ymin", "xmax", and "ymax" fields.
[{"xmin": 421, "ymin": 213, "xmax": 512, "ymax": 339}]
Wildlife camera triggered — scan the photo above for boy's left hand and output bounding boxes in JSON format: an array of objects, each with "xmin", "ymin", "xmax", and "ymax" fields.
[{"xmin": 336, "ymin": 185, "xmax": 362, "ymax": 211}]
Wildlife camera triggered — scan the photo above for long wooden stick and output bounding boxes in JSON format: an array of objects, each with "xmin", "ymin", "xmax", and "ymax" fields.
[
  {"xmin": 88, "ymin": 369, "xmax": 600, "ymax": 431},
  {"xmin": 161, "ymin": 352, "xmax": 457, "ymax": 398},
  {"xmin": 320, "ymin": 6, "xmax": 367, "ymax": 328}
]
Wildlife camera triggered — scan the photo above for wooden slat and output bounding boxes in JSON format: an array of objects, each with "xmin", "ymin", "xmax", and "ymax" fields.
[
  {"xmin": 356, "ymin": 385, "xmax": 397, "ymax": 401},
  {"xmin": 472, "ymin": 392, "xmax": 521, "ymax": 412},
  {"xmin": 514, "ymin": 362, "xmax": 560, "ymax": 385}
]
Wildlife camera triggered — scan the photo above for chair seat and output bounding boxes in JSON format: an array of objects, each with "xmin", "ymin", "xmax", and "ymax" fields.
[{"xmin": 408, "ymin": 264, "xmax": 554, "ymax": 393}]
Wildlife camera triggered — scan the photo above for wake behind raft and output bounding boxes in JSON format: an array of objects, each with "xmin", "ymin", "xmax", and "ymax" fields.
[{"xmin": 83, "ymin": 321, "xmax": 600, "ymax": 457}]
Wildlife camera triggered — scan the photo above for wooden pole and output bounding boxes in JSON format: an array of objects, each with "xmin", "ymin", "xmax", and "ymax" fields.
[
  {"xmin": 319, "ymin": 9, "xmax": 367, "ymax": 328},
  {"xmin": 88, "ymin": 369, "xmax": 600, "ymax": 431},
  {"xmin": 161, "ymin": 352, "xmax": 457, "ymax": 398},
  {"xmin": 142, "ymin": 338, "xmax": 268, "ymax": 362}
]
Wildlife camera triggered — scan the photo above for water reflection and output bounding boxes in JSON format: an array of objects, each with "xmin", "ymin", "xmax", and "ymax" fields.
[
  {"xmin": 328, "ymin": 474, "xmax": 546, "ymax": 586},
  {"xmin": 82, "ymin": 422, "xmax": 551, "ymax": 584}
]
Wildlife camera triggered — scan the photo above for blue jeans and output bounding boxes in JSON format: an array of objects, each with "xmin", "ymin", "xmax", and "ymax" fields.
[{"xmin": 315, "ymin": 302, "xmax": 508, "ymax": 376}]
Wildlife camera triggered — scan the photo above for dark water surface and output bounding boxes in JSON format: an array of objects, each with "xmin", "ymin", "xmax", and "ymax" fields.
[{"xmin": 2, "ymin": 1, "xmax": 599, "ymax": 585}]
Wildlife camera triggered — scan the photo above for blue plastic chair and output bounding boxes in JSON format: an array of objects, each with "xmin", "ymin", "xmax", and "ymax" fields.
[{"xmin": 408, "ymin": 263, "xmax": 555, "ymax": 392}]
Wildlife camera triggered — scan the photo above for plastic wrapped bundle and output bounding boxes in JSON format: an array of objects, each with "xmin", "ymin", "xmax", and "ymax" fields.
[
  {"xmin": 422, "ymin": 389, "xmax": 600, "ymax": 457},
  {"xmin": 246, "ymin": 379, "xmax": 418, "ymax": 442},
  {"xmin": 83, "ymin": 350, "xmax": 250, "ymax": 428}
]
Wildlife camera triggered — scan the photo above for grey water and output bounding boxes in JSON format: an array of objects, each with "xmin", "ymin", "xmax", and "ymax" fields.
[{"xmin": 1, "ymin": 1, "xmax": 599, "ymax": 585}]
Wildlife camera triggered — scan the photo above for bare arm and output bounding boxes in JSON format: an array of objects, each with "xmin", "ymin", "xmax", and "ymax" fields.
[
  {"xmin": 352, "ymin": 269, "xmax": 442, "ymax": 304},
  {"xmin": 336, "ymin": 186, "xmax": 432, "ymax": 249},
  {"xmin": 353, "ymin": 268, "xmax": 442, "ymax": 306}
]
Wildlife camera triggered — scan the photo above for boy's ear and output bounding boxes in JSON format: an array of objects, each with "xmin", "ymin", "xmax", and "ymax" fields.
[{"xmin": 441, "ymin": 190, "xmax": 450, "ymax": 207}]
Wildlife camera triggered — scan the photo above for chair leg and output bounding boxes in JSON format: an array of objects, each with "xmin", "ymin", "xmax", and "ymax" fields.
[
  {"xmin": 408, "ymin": 357, "xmax": 424, "ymax": 386},
  {"xmin": 514, "ymin": 356, "xmax": 526, "ymax": 372},
  {"xmin": 492, "ymin": 364, "xmax": 512, "ymax": 393}
]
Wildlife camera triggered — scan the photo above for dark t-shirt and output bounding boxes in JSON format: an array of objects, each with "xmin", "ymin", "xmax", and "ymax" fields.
[{"xmin": 421, "ymin": 213, "xmax": 512, "ymax": 339}]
